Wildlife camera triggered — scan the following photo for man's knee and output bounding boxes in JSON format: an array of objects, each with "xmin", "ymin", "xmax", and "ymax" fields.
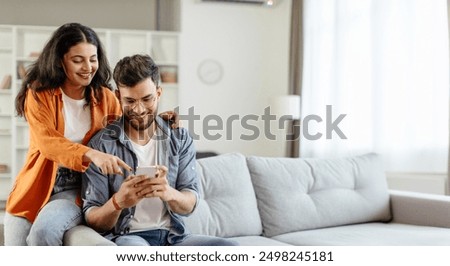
[{"xmin": 114, "ymin": 235, "xmax": 150, "ymax": 246}]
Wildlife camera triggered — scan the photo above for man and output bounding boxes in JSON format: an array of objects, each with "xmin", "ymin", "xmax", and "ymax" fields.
[{"xmin": 81, "ymin": 54, "xmax": 237, "ymax": 246}]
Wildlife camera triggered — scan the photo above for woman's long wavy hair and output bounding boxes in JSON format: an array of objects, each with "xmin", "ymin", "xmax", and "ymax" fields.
[{"xmin": 15, "ymin": 22, "xmax": 112, "ymax": 117}]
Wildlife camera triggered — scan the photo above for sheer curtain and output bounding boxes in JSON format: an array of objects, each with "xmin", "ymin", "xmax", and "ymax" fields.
[{"xmin": 300, "ymin": 0, "xmax": 449, "ymax": 173}]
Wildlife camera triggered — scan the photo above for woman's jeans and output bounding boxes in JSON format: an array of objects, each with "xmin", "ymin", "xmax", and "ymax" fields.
[{"xmin": 4, "ymin": 167, "xmax": 83, "ymax": 246}]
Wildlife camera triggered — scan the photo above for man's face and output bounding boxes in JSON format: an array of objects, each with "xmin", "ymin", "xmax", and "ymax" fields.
[{"xmin": 118, "ymin": 78, "xmax": 162, "ymax": 131}]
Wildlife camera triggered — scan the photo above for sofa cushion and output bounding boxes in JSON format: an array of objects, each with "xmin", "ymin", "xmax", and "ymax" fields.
[
  {"xmin": 230, "ymin": 236, "xmax": 292, "ymax": 246},
  {"xmin": 64, "ymin": 225, "xmax": 116, "ymax": 246},
  {"xmin": 246, "ymin": 153, "xmax": 391, "ymax": 237},
  {"xmin": 271, "ymin": 223, "xmax": 450, "ymax": 245},
  {"xmin": 184, "ymin": 152, "xmax": 263, "ymax": 237}
]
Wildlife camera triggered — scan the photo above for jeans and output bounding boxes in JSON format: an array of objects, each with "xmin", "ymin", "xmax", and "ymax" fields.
[
  {"xmin": 4, "ymin": 168, "xmax": 83, "ymax": 246},
  {"xmin": 113, "ymin": 229, "xmax": 239, "ymax": 246},
  {"xmin": 4, "ymin": 212, "xmax": 31, "ymax": 246}
]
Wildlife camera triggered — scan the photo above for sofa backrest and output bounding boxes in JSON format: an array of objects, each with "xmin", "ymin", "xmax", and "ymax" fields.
[
  {"xmin": 184, "ymin": 152, "xmax": 263, "ymax": 237},
  {"xmin": 246, "ymin": 153, "xmax": 392, "ymax": 237}
]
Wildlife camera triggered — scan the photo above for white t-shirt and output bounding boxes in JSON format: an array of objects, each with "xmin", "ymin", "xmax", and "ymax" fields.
[
  {"xmin": 129, "ymin": 138, "xmax": 171, "ymax": 232},
  {"xmin": 61, "ymin": 89, "xmax": 91, "ymax": 143}
]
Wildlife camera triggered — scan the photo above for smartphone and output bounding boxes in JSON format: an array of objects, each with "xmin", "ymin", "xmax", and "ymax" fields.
[{"xmin": 135, "ymin": 166, "xmax": 158, "ymax": 178}]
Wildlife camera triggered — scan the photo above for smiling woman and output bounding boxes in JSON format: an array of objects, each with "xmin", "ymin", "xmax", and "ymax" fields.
[{"xmin": 4, "ymin": 22, "xmax": 128, "ymax": 246}]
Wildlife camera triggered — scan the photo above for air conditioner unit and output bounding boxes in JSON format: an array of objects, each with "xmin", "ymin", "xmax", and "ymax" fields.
[{"xmin": 202, "ymin": 0, "xmax": 276, "ymax": 6}]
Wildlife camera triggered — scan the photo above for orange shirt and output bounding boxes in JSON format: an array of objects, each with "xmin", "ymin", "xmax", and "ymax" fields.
[{"xmin": 6, "ymin": 87, "xmax": 121, "ymax": 222}]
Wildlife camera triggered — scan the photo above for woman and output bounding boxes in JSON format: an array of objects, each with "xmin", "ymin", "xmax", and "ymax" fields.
[{"xmin": 4, "ymin": 23, "xmax": 176, "ymax": 245}]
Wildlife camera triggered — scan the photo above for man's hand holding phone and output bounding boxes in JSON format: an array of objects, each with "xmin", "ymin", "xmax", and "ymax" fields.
[
  {"xmin": 113, "ymin": 165, "xmax": 168, "ymax": 210},
  {"xmin": 135, "ymin": 166, "xmax": 158, "ymax": 178},
  {"xmin": 133, "ymin": 165, "xmax": 175, "ymax": 201}
]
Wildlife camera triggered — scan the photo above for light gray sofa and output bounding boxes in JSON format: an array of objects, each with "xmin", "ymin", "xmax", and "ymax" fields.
[{"xmin": 64, "ymin": 152, "xmax": 450, "ymax": 245}]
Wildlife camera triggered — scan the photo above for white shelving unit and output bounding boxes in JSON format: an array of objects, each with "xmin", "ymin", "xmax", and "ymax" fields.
[
  {"xmin": 0, "ymin": 25, "xmax": 14, "ymax": 201},
  {"xmin": 0, "ymin": 24, "xmax": 179, "ymax": 201}
]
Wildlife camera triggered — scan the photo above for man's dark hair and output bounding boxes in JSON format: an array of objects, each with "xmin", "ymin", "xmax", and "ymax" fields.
[{"xmin": 113, "ymin": 54, "xmax": 160, "ymax": 88}]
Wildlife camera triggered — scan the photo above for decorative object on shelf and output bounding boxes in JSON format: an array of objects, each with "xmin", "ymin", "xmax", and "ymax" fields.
[
  {"xmin": 0, "ymin": 75, "xmax": 11, "ymax": 90},
  {"xmin": 197, "ymin": 59, "xmax": 224, "ymax": 85},
  {"xmin": 160, "ymin": 66, "xmax": 177, "ymax": 83},
  {"xmin": 17, "ymin": 63, "xmax": 27, "ymax": 79},
  {"xmin": 161, "ymin": 71, "xmax": 177, "ymax": 83},
  {"xmin": 0, "ymin": 164, "xmax": 7, "ymax": 173},
  {"xmin": 29, "ymin": 51, "xmax": 41, "ymax": 58}
]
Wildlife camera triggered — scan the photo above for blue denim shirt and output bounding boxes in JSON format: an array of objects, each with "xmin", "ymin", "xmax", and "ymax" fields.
[{"xmin": 81, "ymin": 116, "xmax": 199, "ymax": 244}]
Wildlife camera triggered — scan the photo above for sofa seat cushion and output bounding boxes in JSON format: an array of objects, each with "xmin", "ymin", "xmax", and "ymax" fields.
[
  {"xmin": 247, "ymin": 153, "xmax": 391, "ymax": 237},
  {"xmin": 63, "ymin": 225, "xmax": 116, "ymax": 246},
  {"xmin": 184, "ymin": 153, "xmax": 263, "ymax": 237},
  {"xmin": 229, "ymin": 236, "xmax": 292, "ymax": 246},
  {"xmin": 271, "ymin": 222, "xmax": 450, "ymax": 245}
]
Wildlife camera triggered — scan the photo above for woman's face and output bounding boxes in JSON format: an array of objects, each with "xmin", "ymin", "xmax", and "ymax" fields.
[{"xmin": 62, "ymin": 42, "xmax": 98, "ymax": 88}]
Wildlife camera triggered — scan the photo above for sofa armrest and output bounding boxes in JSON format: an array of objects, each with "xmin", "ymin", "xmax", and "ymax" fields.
[
  {"xmin": 63, "ymin": 225, "xmax": 116, "ymax": 246},
  {"xmin": 390, "ymin": 189, "xmax": 450, "ymax": 228}
]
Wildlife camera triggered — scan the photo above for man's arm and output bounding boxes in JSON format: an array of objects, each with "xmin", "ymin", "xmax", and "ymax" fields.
[
  {"xmin": 84, "ymin": 174, "xmax": 151, "ymax": 232},
  {"xmin": 82, "ymin": 148, "xmax": 121, "ymax": 233},
  {"xmin": 84, "ymin": 199, "xmax": 122, "ymax": 232},
  {"xmin": 166, "ymin": 190, "xmax": 197, "ymax": 215},
  {"xmin": 172, "ymin": 128, "xmax": 200, "ymax": 214},
  {"xmin": 81, "ymin": 134, "xmax": 142, "ymax": 233}
]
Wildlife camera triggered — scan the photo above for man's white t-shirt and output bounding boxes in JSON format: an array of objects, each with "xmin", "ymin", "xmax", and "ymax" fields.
[{"xmin": 129, "ymin": 138, "xmax": 171, "ymax": 232}]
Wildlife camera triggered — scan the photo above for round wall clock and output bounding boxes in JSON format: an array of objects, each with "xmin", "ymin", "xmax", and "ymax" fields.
[{"xmin": 197, "ymin": 59, "xmax": 224, "ymax": 85}]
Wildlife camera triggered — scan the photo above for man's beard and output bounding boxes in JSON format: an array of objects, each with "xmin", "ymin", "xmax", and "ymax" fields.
[{"xmin": 124, "ymin": 111, "xmax": 156, "ymax": 131}]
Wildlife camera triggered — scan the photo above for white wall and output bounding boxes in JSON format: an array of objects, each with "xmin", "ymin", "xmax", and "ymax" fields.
[{"xmin": 178, "ymin": 0, "xmax": 292, "ymax": 157}]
